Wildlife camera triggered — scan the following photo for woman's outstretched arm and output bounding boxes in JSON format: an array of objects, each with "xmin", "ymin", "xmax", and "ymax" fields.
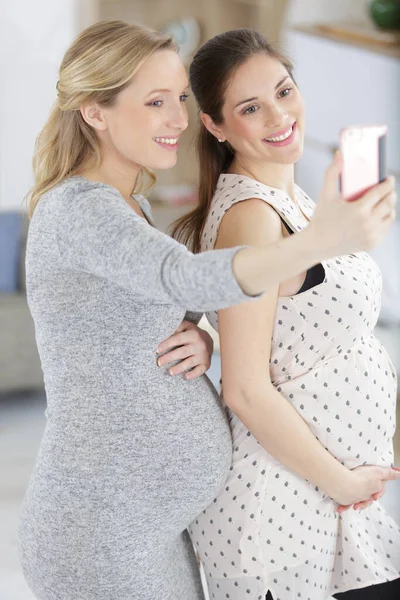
[
  {"xmin": 55, "ymin": 157, "xmax": 395, "ymax": 313},
  {"xmin": 233, "ymin": 156, "xmax": 396, "ymax": 297}
]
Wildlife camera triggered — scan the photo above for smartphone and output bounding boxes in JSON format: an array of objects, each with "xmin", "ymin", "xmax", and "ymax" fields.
[{"xmin": 339, "ymin": 124, "xmax": 387, "ymax": 201}]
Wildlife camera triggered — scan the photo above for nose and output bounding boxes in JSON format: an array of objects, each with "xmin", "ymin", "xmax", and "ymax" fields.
[
  {"xmin": 167, "ymin": 100, "xmax": 189, "ymax": 132},
  {"xmin": 264, "ymin": 102, "xmax": 289, "ymax": 130}
]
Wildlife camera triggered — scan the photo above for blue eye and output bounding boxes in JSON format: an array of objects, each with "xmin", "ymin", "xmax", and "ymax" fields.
[
  {"xmin": 244, "ymin": 105, "xmax": 258, "ymax": 115},
  {"xmin": 180, "ymin": 93, "xmax": 190, "ymax": 102}
]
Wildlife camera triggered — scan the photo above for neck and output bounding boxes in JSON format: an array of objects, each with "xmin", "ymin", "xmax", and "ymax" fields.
[
  {"xmin": 229, "ymin": 156, "xmax": 296, "ymax": 199},
  {"xmin": 79, "ymin": 149, "xmax": 141, "ymax": 203}
]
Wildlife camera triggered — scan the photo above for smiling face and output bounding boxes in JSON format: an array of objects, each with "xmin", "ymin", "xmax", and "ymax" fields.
[
  {"xmin": 206, "ymin": 53, "xmax": 305, "ymax": 169},
  {"xmin": 92, "ymin": 49, "xmax": 189, "ymax": 172}
]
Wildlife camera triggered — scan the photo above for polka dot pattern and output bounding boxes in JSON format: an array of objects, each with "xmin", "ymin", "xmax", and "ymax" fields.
[{"xmin": 189, "ymin": 174, "xmax": 400, "ymax": 600}]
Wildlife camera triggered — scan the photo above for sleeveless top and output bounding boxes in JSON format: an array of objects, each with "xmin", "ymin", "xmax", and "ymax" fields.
[{"xmin": 188, "ymin": 174, "xmax": 400, "ymax": 600}]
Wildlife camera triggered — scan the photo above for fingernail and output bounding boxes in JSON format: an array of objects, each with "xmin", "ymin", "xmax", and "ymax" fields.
[
  {"xmin": 169, "ymin": 369, "xmax": 174, "ymax": 376},
  {"xmin": 157, "ymin": 359, "xmax": 162, "ymax": 367},
  {"xmin": 156, "ymin": 347, "xmax": 161, "ymax": 354}
]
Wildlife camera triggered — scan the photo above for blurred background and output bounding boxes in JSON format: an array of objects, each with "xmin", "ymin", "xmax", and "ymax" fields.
[{"xmin": 1, "ymin": 1, "xmax": 399, "ymax": 599}]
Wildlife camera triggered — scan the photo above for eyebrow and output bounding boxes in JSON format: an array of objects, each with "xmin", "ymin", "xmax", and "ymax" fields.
[
  {"xmin": 234, "ymin": 76, "xmax": 291, "ymax": 108},
  {"xmin": 146, "ymin": 85, "xmax": 190, "ymax": 97}
]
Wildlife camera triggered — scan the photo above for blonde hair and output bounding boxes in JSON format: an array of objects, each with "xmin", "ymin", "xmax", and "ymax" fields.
[{"xmin": 27, "ymin": 20, "xmax": 177, "ymax": 216}]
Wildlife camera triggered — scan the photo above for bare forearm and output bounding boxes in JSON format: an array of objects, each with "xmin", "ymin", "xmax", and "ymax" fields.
[
  {"xmin": 232, "ymin": 227, "xmax": 323, "ymax": 297},
  {"xmin": 227, "ymin": 386, "xmax": 351, "ymax": 500}
]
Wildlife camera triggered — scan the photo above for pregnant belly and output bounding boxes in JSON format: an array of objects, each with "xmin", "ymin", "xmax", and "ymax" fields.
[
  {"xmin": 37, "ymin": 373, "xmax": 232, "ymax": 533},
  {"xmin": 275, "ymin": 344, "xmax": 397, "ymax": 469}
]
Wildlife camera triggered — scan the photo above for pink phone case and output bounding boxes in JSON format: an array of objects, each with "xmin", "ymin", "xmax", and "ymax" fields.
[{"xmin": 340, "ymin": 124, "xmax": 387, "ymax": 201}]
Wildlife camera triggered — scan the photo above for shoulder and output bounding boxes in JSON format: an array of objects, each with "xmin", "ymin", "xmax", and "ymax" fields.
[
  {"xmin": 133, "ymin": 194, "xmax": 154, "ymax": 224},
  {"xmin": 36, "ymin": 177, "xmax": 129, "ymax": 223},
  {"xmin": 214, "ymin": 173, "xmax": 265, "ymax": 205},
  {"xmin": 59, "ymin": 177, "xmax": 123, "ymax": 206},
  {"xmin": 203, "ymin": 173, "xmax": 286, "ymax": 251},
  {"xmin": 215, "ymin": 173, "xmax": 281, "ymax": 204},
  {"xmin": 216, "ymin": 196, "xmax": 283, "ymax": 249},
  {"xmin": 212, "ymin": 173, "xmax": 287, "ymax": 227},
  {"xmin": 134, "ymin": 193, "xmax": 151, "ymax": 211}
]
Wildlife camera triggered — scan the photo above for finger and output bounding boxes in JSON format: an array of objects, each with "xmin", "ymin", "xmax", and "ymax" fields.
[
  {"xmin": 337, "ymin": 504, "xmax": 352, "ymax": 514},
  {"xmin": 355, "ymin": 500, "xmax": 374, "ymax": 511},
  {"xmin": 353, "ymin": 498, "xmax": 374, "ymax": 510},
  {"xmin": 176, "ymin": 320, "xmax": 197, "ymax": 333},
  {"xmin": 168, "ymin": 356, "xmax": 199, "ymax": 376},
  {"xmin": 174, "ymin": 321, "xmax": 190, "ymax": 334},
  {"xmin": 381, "ymin": 208, "xmax": 396, "ymax": 227},
  {"xmin": 358, "ymin": 176, "xmax": 395, "ymax": 209},
  {"xmin": 371, "ymin": 488, "xmax": 385, "ymax": 501},
  {"xmin": 157, "ymin": 331, "xmax": 196, "ymax": 354},
  {"xmin": 381, "ymin": 466, "xmax": 400, "ymax": 482},
  {"xmin": 382, "ymin": 206, "xmax": 397, "ymax": 226},
  {"xmin": 184, "ymin": 364, "xmax": 207, "ymax": 380},
  {"xmin": 372, "ymin": 190, "xmax": 397, "ymax": 220},
  {"xmin": 320, "ymin": 151, "xmax": 343, "ymax": 201},
  {"xmin": 157, "ymin": 345, "xmax": 194, "ymax": 367}
]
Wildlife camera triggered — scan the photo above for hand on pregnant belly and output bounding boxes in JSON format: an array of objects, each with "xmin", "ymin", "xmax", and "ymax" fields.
[
  {"xmin": 336, "ymin": 464, "xmax": 400, "ymax": 511},
  {"xmin": 156, "ymin": 320, "xmax": 214, "ymax": 380}
]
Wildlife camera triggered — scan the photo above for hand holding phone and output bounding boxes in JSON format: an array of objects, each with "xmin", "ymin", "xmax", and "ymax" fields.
[{"xmin": 340, "ymin": 124, "xmax": 387, "ymax": 201}]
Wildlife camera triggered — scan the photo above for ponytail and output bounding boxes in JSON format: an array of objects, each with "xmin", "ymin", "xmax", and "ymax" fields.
[
  {"xmin": 170, "ymin": 123, "xmax": 234, "ymax": 253},
  {"xmin": 26, "ymin": 103, "xmax": 99, "ymax": 216}
]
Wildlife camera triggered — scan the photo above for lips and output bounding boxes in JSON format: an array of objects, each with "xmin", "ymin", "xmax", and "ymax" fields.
[
  {"xmin": 152, "ymin": 136, "xmax": 180, "ymax": 152},
  {"xmin": 262, "ymin": 122, "xmax": 297, "ymax": 148},
  {"xmin": 153, "ymin": 136, "xmax": 180, "ymax": 145}
]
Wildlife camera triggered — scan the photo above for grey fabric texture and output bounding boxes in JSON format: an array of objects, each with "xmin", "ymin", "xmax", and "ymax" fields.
[{"xmin": 18, "ymin": 176, "xmax": 257, "ymax": 600}]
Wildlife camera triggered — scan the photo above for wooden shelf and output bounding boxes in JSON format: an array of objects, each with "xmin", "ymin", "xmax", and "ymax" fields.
[{"xmin": 293, "ymin": 23, "xmax": 400, "ymax": 60}]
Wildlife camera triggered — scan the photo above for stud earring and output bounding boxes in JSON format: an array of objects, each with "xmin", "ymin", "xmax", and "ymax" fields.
[{"xmin": 218, "ymin": 138, "xmax": 223, "ymax": 143}]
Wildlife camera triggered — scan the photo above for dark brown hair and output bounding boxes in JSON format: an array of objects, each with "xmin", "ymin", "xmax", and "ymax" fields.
[{"xmin": 170, "ymin": 28, "xmax": 293, "ymax": 252}]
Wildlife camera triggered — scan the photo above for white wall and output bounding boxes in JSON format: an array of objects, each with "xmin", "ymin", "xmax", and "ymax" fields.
[
  {"xmin": 287, "ymin": 0, "xmax": 371, "ymax": 27},
  {"xmin": 0, "ymin": 0, "xmax": 98, "ymax": 211}
]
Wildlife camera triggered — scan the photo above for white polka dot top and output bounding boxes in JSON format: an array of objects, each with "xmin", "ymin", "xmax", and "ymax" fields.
[{"xmin": 189, "ymin": 174, "xmax": 400, "ymax": 600}]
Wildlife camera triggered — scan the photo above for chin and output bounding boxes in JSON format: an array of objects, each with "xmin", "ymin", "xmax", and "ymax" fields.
[
  {"xmin": 279, "ymin": 142, "xmax": 304, "ymax": 165},
  {"xmin": 148, "ymin": 156, "xmax": 178, "ymax": 171}
]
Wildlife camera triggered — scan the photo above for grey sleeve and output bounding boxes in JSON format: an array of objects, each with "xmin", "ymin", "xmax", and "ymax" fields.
[{"xmin": 56, "ymin": 186, "xmax": 261, "ymax": 312}]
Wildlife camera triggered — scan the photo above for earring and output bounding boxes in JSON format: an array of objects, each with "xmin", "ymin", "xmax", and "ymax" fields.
[{"xmin": 218, "ymin": 138, "xmax": 224, "ymax": 143}]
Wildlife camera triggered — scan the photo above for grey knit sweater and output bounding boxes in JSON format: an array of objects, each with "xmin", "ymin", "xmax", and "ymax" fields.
[{"xmin": 18, "ymin": 177, "xmax": 258, "ymax": 600}]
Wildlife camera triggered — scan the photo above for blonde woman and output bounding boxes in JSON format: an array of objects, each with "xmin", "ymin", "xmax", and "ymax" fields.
[{"xmin": 19, "ymin": 21, "xmax": 397, "ymax": 600}]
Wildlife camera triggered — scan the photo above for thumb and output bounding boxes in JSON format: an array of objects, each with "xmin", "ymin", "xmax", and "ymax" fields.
[
  {"xmin": 381, "ymin": 467, "xmax": 400, "ymax": 481},
  {"xmin": 175, "ymin": 320, "xmax": 190, "ymax": 333},
  {"xmin": 320, "ymin": 151, "xmax": 342, "ymax": 202}
]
